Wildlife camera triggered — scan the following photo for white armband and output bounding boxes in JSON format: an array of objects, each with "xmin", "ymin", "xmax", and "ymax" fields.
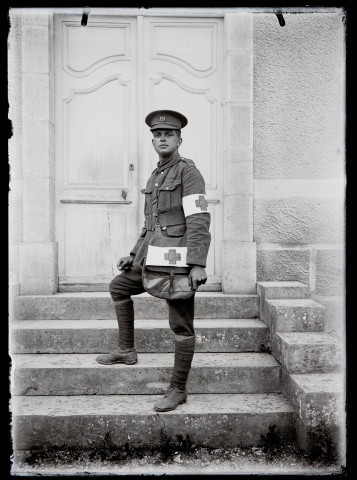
[{"xmin": 182, "ymin": 194, "xmax": 210, "ymax": 217}]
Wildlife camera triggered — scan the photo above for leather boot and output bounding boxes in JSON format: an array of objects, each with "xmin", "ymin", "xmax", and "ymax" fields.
[
  {"xmin": 96, "ymin": 299, "xmax": 137, "ymax": 365},
  {"xmin": 153, "ymin": 385, "xmax": 187, "ymax": 412},
  {"xmin": 95, "ymin": 348, "xmax": 137, "ymax": 365},
  {"xmin": 154, "ymin": 335, "xmax": 195, "ymax": 411}
]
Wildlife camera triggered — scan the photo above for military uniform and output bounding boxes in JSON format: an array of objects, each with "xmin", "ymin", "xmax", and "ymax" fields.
[
  {"xmin": 131, "ymin": 154, "xmax": 211, "ymax": 268},
  {"xmin": 97, "ymin": 110, "xmax": 211, "ymax": 412}
]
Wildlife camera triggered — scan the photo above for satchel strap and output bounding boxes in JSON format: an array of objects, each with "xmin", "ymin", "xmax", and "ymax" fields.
[{"xmin": 146, "ymin": 264, "xmax": 191, "ymax": 274}]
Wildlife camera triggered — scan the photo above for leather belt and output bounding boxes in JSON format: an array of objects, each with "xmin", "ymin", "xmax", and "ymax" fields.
[{"xmin": 145, "ymin": 210, "xmax": 186, "ymax": 231}]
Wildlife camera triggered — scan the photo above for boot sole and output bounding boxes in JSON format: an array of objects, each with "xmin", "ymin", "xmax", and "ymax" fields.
[
  {"xmin": 95, "ymin": 358, "xmax": 137, "ymax": 365},
  {"xmin": 153, "ymin": 398, "xmax": 187, "ymax": 412}
]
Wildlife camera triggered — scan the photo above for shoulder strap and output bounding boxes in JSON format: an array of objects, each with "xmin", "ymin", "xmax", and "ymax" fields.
[
  {"xmin": 164, "ymin": 157, "xmax": 196, "ymax": 182},
  {"xmin": 180, "ymin": 157, "xmax": 196, "ymax": 168}
]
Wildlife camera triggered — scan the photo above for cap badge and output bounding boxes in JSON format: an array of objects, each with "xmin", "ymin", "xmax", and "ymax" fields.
[{"xmin": 159, "ymin": 116, "xmax": 166, "ymax": 122}]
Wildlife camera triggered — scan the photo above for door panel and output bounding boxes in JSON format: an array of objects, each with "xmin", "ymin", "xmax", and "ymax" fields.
[
  {"xmin": 63, "ymin": 23, "xmax": 130, "ymax": 76},
  {"xmin": 64, "ymin": 77, "xmax": 129, "ymax": 188},
  {"xmin": 62, "ymin": 206, "xmax": 128, "ymax": 279},
  {"xmin": 55, "ymin": 15, "xmax": 139, "ymax": 290},
  {"xmin": 55, "ymin": 14, "xmax": 223, "ymax": 291},
  {"xmin": 56, "ymin": 17, "xmax": 136, "ymax": 202},
  {"xmin": 143, "ymin": 17, "xmax": 223, "ymax": 287}
]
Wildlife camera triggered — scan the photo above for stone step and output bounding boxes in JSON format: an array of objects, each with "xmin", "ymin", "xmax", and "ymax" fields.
[
  {"xmin": 58, "ymin": 281, "xmax": 222, "ymax": 293},
  {"xmin": 11, "ymin": 352, "xmax": 281, "ymax": 396},
  {"xmin": 272, "ymin": 332, "xmax": 341, "ymax": 374},
  {"xmin": 257, "ymin": 281, "xmax": 310, "ymax": 323},
  {"xmin": 11, "ymin": 393, "xmax": 295, "ymax": 450},
  {"xmin": 14, "ymin": 292, "xmax": 260, "ymax": 320},
  {"xmin": 257, "ymin": 281, "xmax": 310, "ymax": 300},
  {"xmin": 10, "ymin": 319, "xmax": 270, "ymax": 354},
  {"xmin": 266, "ymin": 299, "xmax": 325, "ymax": 333},
  {"xmin": 281, "ymin": 371, "xmax": 345, "ymax": 452}
]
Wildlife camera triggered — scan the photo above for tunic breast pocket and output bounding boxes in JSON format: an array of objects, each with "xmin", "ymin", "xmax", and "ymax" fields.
[
  {"xmin": 158, "ymin": 180, "xmax": 182, "ymax": 212},
  {"xmin": 141, "ymin": 186, "xmax": 154, "ymax": 215},
  {"xmin": 166, "ymin": 224, "xmax": 187, "ymax": 237}
]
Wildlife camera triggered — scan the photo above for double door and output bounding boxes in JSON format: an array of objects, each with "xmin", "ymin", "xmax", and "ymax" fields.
[{"xmin": 55, "ymin": 14, "xmax": 223, "ymax": 291}]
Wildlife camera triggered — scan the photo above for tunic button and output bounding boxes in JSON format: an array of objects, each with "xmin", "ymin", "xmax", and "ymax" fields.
[
  {"xmin": 166, "ymin": 187, "xmax": 169, "ymax": 190},
  {"xmin": 161, "ymin": 172, "xmax": 164, "ymax": 174},
  {"xmin": 155, "ymin": 183, "xmax": 158, "ymax": 187},
  {"xmin": 162, "ymin": 226, "xmax": 167, "ymax": 230}
]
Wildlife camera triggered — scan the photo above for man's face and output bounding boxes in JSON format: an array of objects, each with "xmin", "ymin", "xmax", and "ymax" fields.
[{"xmin": 152, "ymin": 129, "xmax": 182, "ymax": 156}]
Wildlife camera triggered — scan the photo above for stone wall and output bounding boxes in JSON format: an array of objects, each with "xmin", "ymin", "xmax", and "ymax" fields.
[
  {"xmin": 9, "ymin": 9, "xmax": 58, "ymax": 298},
  {"xmin": 253, "ymin": 11, "xmax": 345, "ymax": 334},
  {"xmin": 222, "ymin": 13, "xmax": 256, "ymax": 294},
  {"xmin": 8, "ymin": 10, "xmax": 23, "ymax": 308}
]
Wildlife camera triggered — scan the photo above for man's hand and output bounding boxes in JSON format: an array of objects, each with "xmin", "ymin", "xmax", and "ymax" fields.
[
  {"xmin": 188, "ymin": 265, "xmax": 207, "ymax": 291},
  {"xmin": 117, "ymin": 255, "xmax": 135, "ymax": 272}
]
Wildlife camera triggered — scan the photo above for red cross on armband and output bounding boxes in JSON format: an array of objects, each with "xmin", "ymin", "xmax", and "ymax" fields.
[
  {"xmin": 195, "ymin": 195, "xmax": 208, "ymax": 211},
  {"xmin": 164, "ymin": 249, "xmax": 182, "ymax": 265}
]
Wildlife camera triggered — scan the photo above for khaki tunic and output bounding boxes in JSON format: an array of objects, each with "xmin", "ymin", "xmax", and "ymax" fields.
[{"xmin": 130, "ymin": 154, "xmax": 211, "ymax": 268}]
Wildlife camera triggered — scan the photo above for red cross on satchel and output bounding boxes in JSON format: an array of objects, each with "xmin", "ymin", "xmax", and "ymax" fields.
[{"xmin": 142, "ymin": 227, "xmax": 194, "ymax": 300}]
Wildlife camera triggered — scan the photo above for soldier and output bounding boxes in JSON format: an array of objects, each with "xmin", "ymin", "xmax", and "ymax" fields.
[{"xmin": 96, "ymin": 110, "xmax": 211, "ymax": 412}]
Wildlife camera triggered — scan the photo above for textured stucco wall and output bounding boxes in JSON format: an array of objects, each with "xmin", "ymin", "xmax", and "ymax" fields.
[{"xmin": 253, "ymin": 10, "xmax": 345, "ymax": 332}]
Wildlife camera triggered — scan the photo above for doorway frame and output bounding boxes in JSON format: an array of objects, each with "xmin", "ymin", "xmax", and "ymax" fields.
[{"xmin": 17, "ymin": 8, "xmax": 256, "ymax": 295}]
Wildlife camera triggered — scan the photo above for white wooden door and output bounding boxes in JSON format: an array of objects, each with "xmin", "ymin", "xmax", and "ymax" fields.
[
  {"xmin": 55, "ymin": 15, "xmax": 139, "ymax": 291},
  {"xmin": 141, "ymin": 16, "xmax": 223, "ymax": 289},
  {"xmin": 55, "ymin": 14, "xmax": 223, "ymax": 291}
]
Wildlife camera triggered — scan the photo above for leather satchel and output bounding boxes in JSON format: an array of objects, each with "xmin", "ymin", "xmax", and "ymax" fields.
[{"xmin": 142, "ymin": 234, "xmax": 194, "ymax": 300}]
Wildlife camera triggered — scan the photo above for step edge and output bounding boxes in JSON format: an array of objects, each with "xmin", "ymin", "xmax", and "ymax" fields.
[
  {"xmin": 10, "ymin": 318, "xmax": 269, "ymax": 329},
  {"xmin": 266, "ymin": 299, "xmax": 325, "ymax": 307},
  {"xmin": 15, "ymin": 292, "xmax": 260, "ymax": 300},
  {"xmin": 288, "ymin": 372, "xmax": 345, "ymax": 393},
  {"xmin": 274, "ymin": 332, "xmax": 341, "ymax": 343},
  {"xmin": 11, "ymin": 392, "xmax": 295, "ymax": 414},
  {"xmin": 11, "ymin": 352, "xmax": 281, "ymax": 368}
]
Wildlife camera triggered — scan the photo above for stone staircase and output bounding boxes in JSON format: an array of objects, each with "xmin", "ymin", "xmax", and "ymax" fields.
[
  {"xmin": 257, "ymin": 282, "xmax": 345, "ymax": 458},
  {"xmin": 10, "ymin": 284, "xmax": 344, "ymax": 461},
  {"xmin": 10, "ymin": 291, "xmax": 296, "ymax": 454}
]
